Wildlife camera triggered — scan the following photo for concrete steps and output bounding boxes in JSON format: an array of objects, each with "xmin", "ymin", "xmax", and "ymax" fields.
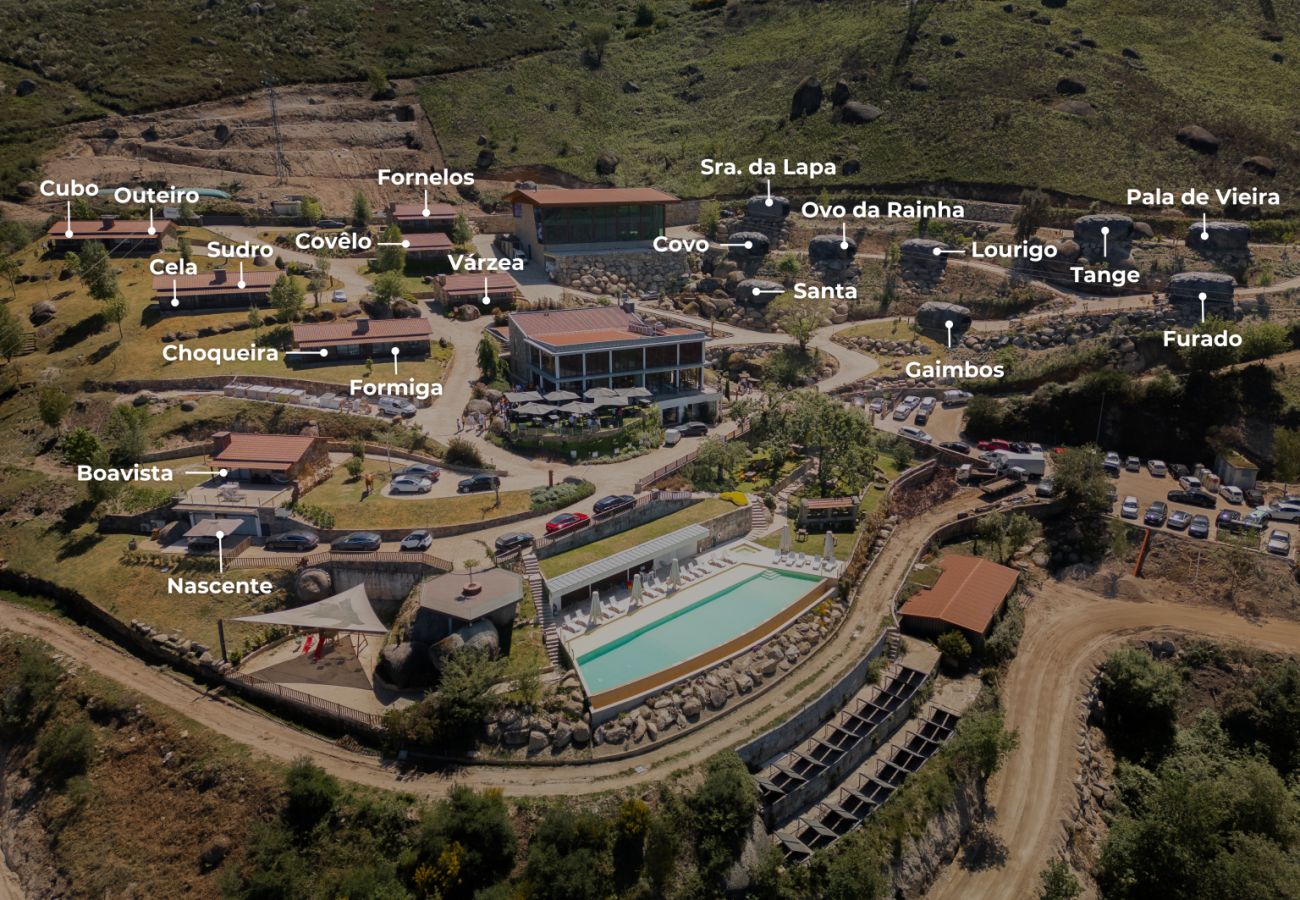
[{"xmin": 523, "ymin": 551, "xmax": 561, "ymax": 668}]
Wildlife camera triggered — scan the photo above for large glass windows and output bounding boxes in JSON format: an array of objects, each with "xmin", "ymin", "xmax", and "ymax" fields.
[
  {"xmin": 645, "ymin": 344, "xmax": 677, "ymax": 369},
  {"xmin": 612, "ymin": 347, "xmax": 643, "ymax": 373},
  {"xmin": 679, "ymin": 340, "xmax": 703, "ymax": 364},
  {"xmin": 559, "ymin": 354, "xmax": 583, "ymax": 379},
  {"xmin": 680, "ymin": 368, "xmax": 701, "ymax": 390},
  {"xmin": 584, "ymin": 350, "xmax": 610, "ymax": 374},
  {"xmin": 539, "ymin": 204, "xmax": 665, "ymax": 244}
]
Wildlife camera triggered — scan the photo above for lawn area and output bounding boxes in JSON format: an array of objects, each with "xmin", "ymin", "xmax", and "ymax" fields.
[
  {"xmin": 0, "ymin": 521, "xmax": 286, "ymax": 649},
  {"xmin": 757, "ymin": 526, "xmax": 857, "ymax": 561},
  {"xmin": 834, "ymin": 319, "xmax": 944, "ymax": 370},
  {"xmin": 539, "ymin": 497, "xmax": 736, "ymax": 579},
  {"xmin": 304, "ymin": 461, "xmax": 532, "ymax": 530}
]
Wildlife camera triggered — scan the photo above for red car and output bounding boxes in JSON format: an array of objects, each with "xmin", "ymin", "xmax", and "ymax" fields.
[
  {"xmin": 977, "ymin": 439, "xmax": 1011, "ymax": 452},
  {"xmin": 545, "ymin": 512, "xmax": 591, "ymax": 535}
]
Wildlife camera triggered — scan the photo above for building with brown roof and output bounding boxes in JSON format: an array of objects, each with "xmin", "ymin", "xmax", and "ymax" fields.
[
  {"xmin": 208, "ymin": 431, "xmax": 328, "ymax": 482},
  {"xmin": 153, "ymin": 267, "xmax": 279, "ymax": 313},
  {"xmin": 503, "ymin": 186, "xmax": 678, "ymax": 258},
  {"xmin": 796, "ymin": 496, "xmax": 861, "ymax": 532},
  {"xmin": 46, "ymin": 215, "xmax": 176, "ymax": 255},
  {"xmin": 401, "ymin": 231, "xmax": 454, "ymax": 260},
  {"xmin": 506, "ymin": 302, "xmax": 716, "ymax": 423},
  {"xmin": 438, "ymin": 272, "xmax": 519, "ymax": 308},
  {"xmin": 898, "ymin": 553, "xmax": 1020, "ymax": 645},
  {"xmin": 290, "ymin": 317, "xmax": 432, "ymax": 362},
  {"xmin": 389, "ymin": 202, "xmax": 457, "ymax": 233}
]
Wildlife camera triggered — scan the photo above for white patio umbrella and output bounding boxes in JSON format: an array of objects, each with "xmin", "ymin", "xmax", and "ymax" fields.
[
  {"xmin": 585, "ymin": 386, "xmax": 619, "ymax": 399},
  {"xmin": 779, "ymin": 526, "xmax": 792, "ymax": 555},
  {"xmin": 824, "ymin": 530, "xmax": 835, "ymax": 562},
  {"xmin": 559, "ymin": 401, "xmax": 599, "ymax": 416},
  {"xmin": 631, "ymin": 573, "xmax": 643, "ymax": 608},
  {"xmin": 544, "ymin": 389, "xmax": 580, "ymax": 403},
  {"xmin": 513, "ymin": 402, "xmax": 556, "ymax": 417},
  {"xmin": 588, "ymin": 589, "xmax": 600, "ymax": 627},
  {"xmin": 619, "ymin": 386, "xmax": 653, "ymax": 400}
]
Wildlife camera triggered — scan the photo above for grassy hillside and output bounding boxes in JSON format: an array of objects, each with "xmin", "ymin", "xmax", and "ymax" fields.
[{"xmin": 420, "ymin": 0, "xmax": 1300, "ymax": 203}]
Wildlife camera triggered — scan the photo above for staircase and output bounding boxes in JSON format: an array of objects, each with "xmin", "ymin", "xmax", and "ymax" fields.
[
  {"xmin": 523, "ymin": 550, "xmax": 561, "ymax": 667},
  {"xmin": 885, "ymin": 627, "xmax": 903, "ymax": 661},
  {"xmin": 17, "ymin": 331, "xmax": 35, "ymax": 356},
  {"xmin": 748, "ymin": 496, "xmax": 772, "ymax": 536}
]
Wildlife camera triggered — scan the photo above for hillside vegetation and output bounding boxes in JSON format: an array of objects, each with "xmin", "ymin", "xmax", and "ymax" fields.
[{"xmin": 420, "ymin": 0, "xmax": 1300, "ymax": 202}]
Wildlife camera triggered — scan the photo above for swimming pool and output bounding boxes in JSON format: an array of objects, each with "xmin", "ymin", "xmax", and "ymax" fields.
[{"xmin": 572, "ymin": 564, "xmax": 827, "ymax": 702}]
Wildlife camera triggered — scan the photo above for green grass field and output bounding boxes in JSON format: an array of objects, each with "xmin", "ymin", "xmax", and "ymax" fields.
[{"xmin": 304, "ymin": 462, "xmax": 532, "ymax": 530}]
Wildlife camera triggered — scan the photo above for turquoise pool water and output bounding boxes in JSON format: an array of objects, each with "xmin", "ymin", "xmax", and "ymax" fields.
[{"xmin": 576, "ymin": 568, "xmax": 824, "ymax": 696}]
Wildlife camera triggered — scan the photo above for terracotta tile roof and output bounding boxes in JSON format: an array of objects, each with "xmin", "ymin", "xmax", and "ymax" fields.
[
  {"xmin": 401, "ymin": 232, "xmax": 453, "ymax": 252},
  {"xmin": 509, "ymin": 307, "xmax": 701, "ymax": 347},
  {"xmin": 898, "ymin": 553, "xmax": 1019, "ymax": 636},
  {"xmin": 803, "ymin": 497, "xmax": 858, "ymax": 509},
  {"xmin": 48, "ymin": 219, "xmax": 173, "ymax": 238},
  {"xmin": 152, "ymin": 268, "xmax": 278, "ymax": 296},
  {"xmin": 390, "ymin": 202, "xmax": 456, "ymax": 220},
  {"xmin": 292, "ymin": 317, "xmax": 432, "ymax": 349},
  {"xmin": 440, "ymin": 272, "xmax": 519, "ymax": 297},
  {"xmin": 211, "ymin": 433, "xmax": 318, "ymax": 471},
  {"xmin": 504, "ymin": 187, "xmax": 679, "ymax": 207}
]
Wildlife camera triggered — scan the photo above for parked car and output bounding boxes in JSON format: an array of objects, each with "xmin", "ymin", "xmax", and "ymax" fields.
[
  {"xmin": 892, "ymin": 404, "xmax": 914, "ymax": 422},
  {"xmin": 545, "ymin": 512, "xmax": 590, "ymax": 535},
  {"xmin": 1143, "ymin": 502, "xmax": 1168, "ymax": 526},
  {"xmin": 399, "ymin": 530, "xmax": 433, "ymax": 551},
  {"xmin": 1029, "ymin": 442, "xmax": 1045, "ymax": 453},
  {"xmin": 1219, "ymin": 485, "xmax": 1244, "ymax": 504},
  {"xmin": 1125, "ymin": 456, "xmax": 1141, "ymax": 472},
  {"xmin": 1167, "ymin": 489, "xmax": 1217, "ymax": 509},
  {"xmin": 1169, "ymin": 463, "xmax": 1191, "ymax": 480},
  {"xmin": 939, "ymin": 441, "xmax": 971, "ymax": 454},
  {"xmin": 332, "ymin": 289, "xmax": 347, "ymax": 303},
  {"xmin": 919, "ymin": 397, "xmax": 937, "ymax": 414},
  {"xmin": 265, "ymin": 531, "xmax": 319, "ymax": 552},
  {"xmin": 1245, "ymin": 488, "xmax": 1265, "ymax": 507},
  {"xmin": 376, "ymin": 396, "xmax": 417, "ymax": 418},
  {"xmin": 317, "ymin": 219, "xmax": 346, "ymax": 229},
  {"xmin": 1216, "ymin": 509, "xmax": 1241, "ymax": 532},
  {"xmin": 1009, "ymin": 441, "xmax": 1030, "ymax": 453},
  {"xmin": 389, "ymin": 475, "xmax": 433, "ymax": 494},
  {"xmin": 677, "ymin": 421, "xmax": 710, "ymax": 437},
  {"xmin": 1178, "ymin": 475, "xmax": 1202, "ymax": 493},
  {"xmin": 1035, "ymin": 478, "xmax": 1055, "ymax": 499},
  {"xmin": 1167, "ymin": 509, "xmax": 1191, "ymax": 531},
  {"xmin": 1103, "ymin": 451, "xmax": 1121, "ymax": 477},
  {"xmin": 899, "ymin": 426, "xmax": 933, "ymax": 443},
  {"xmin": 593, "ymin": 494, "xmax": 635, "ymax": 516},
  {"xmin": 1267, "ymin": 529, "xmax": 1292, "ymax": 556},
  {"xmin": 1104, "ymin": 451, "xmax": 1122, "ymax": 467},
  {"xmin": 663, "ymin": 428, "xmax": 681, "ymax": 447},
  {"xmin": 1242, "ymin": 508, "xmax": 1271, "ymax": 532},
  {"xmin": 1147, "ymin": 459, "xmax": 1168, "ymax": 477},
  {"xmin": 331, "ymin": 532, "xmax": 381, "ymax": 552},
  {"xmin": 1188, "ymin": 515, "xmax": 1210, "ymax": 539},
  {"xmin": 398, "ymin": 463, "xmax": 441, "ymax": 481},
  {"xmin": 978, "ymin": 439, "xmax": 1012, "ymax": 452},
  {"xmin": 494, "ymin": 532, "xmax": 534, "ymax": 555},
  {"xmin": 868, "ymin": 398, "xmax": 885, "ymax": 414},
  {"xmin": 1268, "ymin": 501, "xmax": 1300, "ymax": 522},
  {"xmin": 1121, "ymin": 496, "xmax": 1140, "ymax": 519},
  {"xmin": 458, "ymin": 474, "xmax": 500, "ymax": 493},
  {"xmin": 914, "ymin": 409, "xmax": 930, "ymax": 426}
]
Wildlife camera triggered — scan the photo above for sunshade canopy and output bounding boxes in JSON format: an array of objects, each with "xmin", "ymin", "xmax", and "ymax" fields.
[{"xmin": 233, "ymin": 584, "xmax": 387, "ymax": 634}]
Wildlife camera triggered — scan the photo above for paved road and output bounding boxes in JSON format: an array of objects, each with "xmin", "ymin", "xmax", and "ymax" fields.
[{"xmin": 926, "ymin": 582, "xmax": 1300, "ymax": 900}]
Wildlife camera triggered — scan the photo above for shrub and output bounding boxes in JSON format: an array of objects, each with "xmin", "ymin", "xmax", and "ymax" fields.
[
  {"xmin": 445, "ymin": 437, "xmax": 484, "ymax": 468},
  {"xmin": 937, "ymin": 630, "xmax": 972, "ymax": 668},
  {"xmin": 34, "ymin": 719, "xmax": 96, "ymax": 786},
  {"xmin": 522, "ymin": 807, "xmax": 612, "ymax": 900},
  {"xmin": 405, "ymin": 785, "xmax": 516, "ymax": 900},
  {"xmin": 529, "ymin": 479, "xmax": 595, "ymax": 510},
  {"xmin": 283, "ymin": 756, "xmax": 340, "ymax": 833},
  {"xmin": 719, "ymin": 490, "xmax": 748, "ymax": 506},
  {"xmin": 1097, "ymin": 647, "xmax": 1181, "ymax": 762},
  {"xmin": 689, "ymin": 753, "xmax": 757, "ymax": 884}
]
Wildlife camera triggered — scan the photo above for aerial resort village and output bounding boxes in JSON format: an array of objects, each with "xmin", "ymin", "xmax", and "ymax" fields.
[{"xmin": 5, "ymin": 13, "xmax": 1300, "ymax": 895}]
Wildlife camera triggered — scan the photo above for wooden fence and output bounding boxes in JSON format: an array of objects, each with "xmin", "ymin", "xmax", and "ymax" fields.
[
  {"xmin": 227, "ymin": 671, "xmax": 383, "ymax": 731},
  {"xmin": 228, "ymin": 548, "xmax": 452, "ymax": 571}
]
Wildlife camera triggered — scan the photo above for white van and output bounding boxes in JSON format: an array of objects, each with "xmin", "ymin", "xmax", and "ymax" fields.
[
  {"xmin": 376, "ymin": 396, "xmax": 416, "ymax": 418},
  {"xmin": 663, "ymin": 428, "xmax": 682, "ymax": 448},
  {"xmin": 1219, "ymin": 485, "xmax": 1244, "ymax": 504}
]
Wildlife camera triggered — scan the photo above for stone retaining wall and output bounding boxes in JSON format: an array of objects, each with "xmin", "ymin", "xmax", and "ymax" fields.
[{"xmin": 551, "ymin": 248, "xmax": 690, "ymax": 296}]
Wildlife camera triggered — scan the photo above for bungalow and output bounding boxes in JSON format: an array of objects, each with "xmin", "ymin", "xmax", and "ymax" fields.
[
  {"xmin": 290, "ymin": 317, "xmax": 432, "ymax": 361},
  {"xmin": 1215, "ymin": 451, "xmax": 1259, "ymax": 490},
  {"xmin": 154, "ymin": 267, "xmax": 278, "ymax": 313},
  {"xmin": 898, "ymin": 553, "xmax": 1019, "ymax": 647},
  {"xmin": 208, "ymin": 431, "xmax": 329, "ymax": 484},
  {"xmin": 46, "ymin": 215, "xmax": 175, "ymax": 255},
  {"xmin": 503, "ymin": 187, "xmax": 678, "ymax": 259},
  {"xmin": 438, "ymin": 272, "xmax": 519, "ymax": 308},
  {"xmin": 402, "ymin": 231, "xmax": 453, "ymax": 261},
  {"xmin": 795, "ymin": 496, "xmax": 861, "ymax": 533},
  {"xmin": 389, "ymin": 202, "xmax": 456, "ymax": 233}
]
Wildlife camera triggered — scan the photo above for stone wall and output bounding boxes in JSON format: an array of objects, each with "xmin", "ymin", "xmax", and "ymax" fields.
[
  {"xmin": 535, "ymin": 495, "xmax": 701, "ymax": 559},
  {"xmin": 551, "ymin": 248, "xmax": 690, "ymax": 295}
]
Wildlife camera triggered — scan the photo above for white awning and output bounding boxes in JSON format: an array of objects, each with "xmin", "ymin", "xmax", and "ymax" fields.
[
  {"xmin": 544, "ymin": 524, "xmax": 709, "ymax": 597},
  {"xmin": 232, "ymin": 584, "xmax": 387, "ymax": 634}
]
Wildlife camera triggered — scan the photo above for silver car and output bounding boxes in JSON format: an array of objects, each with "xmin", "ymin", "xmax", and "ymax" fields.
[
  {"xmin": 1267, "ymin": 530, "xmax": 1291, "ymax": 556},
  {"xmin": 390, "ymin": 475, "xmax": 433, "ymax": 494}
]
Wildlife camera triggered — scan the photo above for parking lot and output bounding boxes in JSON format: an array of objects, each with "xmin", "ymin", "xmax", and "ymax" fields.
[{"xmin": 1107, "ymin": 466, "xmax": 1298, "ymax": 561}]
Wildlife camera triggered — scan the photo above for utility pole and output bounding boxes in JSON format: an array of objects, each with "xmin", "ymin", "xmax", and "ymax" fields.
[{"xmin": 264, "ymin": 73, "xmax": 289, "ymax": 185}]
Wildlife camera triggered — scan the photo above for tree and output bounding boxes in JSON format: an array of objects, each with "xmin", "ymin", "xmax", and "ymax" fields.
[
  {"xmin": 1014, "ymin": 188, "xmax": 1052, "ymax": 243},
  {"xmin": 690, "ymin": 753, "xmax": 757, "ymax": 884},
  {"xmin": 344, "ymin": 456, "xmax": 364, "ymax": 479},
  {"xmin": 247, "ymin": 305, "xmax": 263, "ymax": 339},
  {"xmin": 282, "ymin": 756, "xmax": 340, "ymax": 834},
  {"xmin": 1179, "ymin": 316, "xmax": 1240, "ymax": 371},
  {"xmin": 374, "ymin": 224, "xmax": 406, "ymax": 273},
  {"xmin": 177, "ymin": 235, "xmax": 192, "ymax": 266},
  {"xmin": 698, "ymin": 199, "xmax": 721, "ymax": 238},
  {"xmin": 60, "ymin": 427, "xmax": 102, "ymax": 466},
  {"xmin": 1051, "ymin": 446, "xmax": 1112, "ymax": 557},
  {"xmin": 33, "ymin": 719, "xmax": 95, "ymax": 786},
  {"xmin": 1039, "ymin": 858, "xmax": 1082, "ymax": 900},
  {"xmin": 1272, "ymin": 427, "xmax": 1300, "ymax": 487},
  {"xmin": 382, "ymin": 647, "xmax": 500, "ymax": 749},
  {"xmin": 634, "ymin": 1, "xmax": 656, "ymax": 26},
  {"xmin": 299, "ymin": 195, "xmax": 322, "ymax": 225},
  {"xmin": 38, "ymin": 386, "xmax": 71, "ymax": 431},
  {"xmin": 350, "ymin": 190, "xmax": 371, "ymax": 229},
  {"xmin": 269, "ymin": 273, "xmax": 305, "ymax": 321},
  {"xmin": 370, "ymin": 269, "xmax": 405, "ymax": 311},
  {"xmin": 1097, "ymin": 647, "xmax": 1182, "ymax": 761},
  {"xmin": 477, "ymin": 330, "xmax": 502, "ymax": 382},
  {"xmin": 523, "ymin": 807, "xmax": 612, "ymax": 900},
  {"xmin": 366, "ymin": 65, "xmax": 389, "ymax": 97},
  {"xmin": 582, "ymin": 25, "xmax": 612, "ymax": 67},
  {"xmin": 102, "ymin": 294, "xmax": 127, "ymax": 340},
  {"xmin": 937, "ymin": 630, "xmax": 972, "ymax": 668},
  {"xmin": 407, "ymin": 785, "xmax": 516, "ymax": 900},
  {"xmin": 766, "ymin": 292, "xmax": 831, "ymax": 353},
  {"xmin": 74, "ymin": 239, "xmax": 118, "ymax": 302},
  {"xmin": 462, "ymin": 558, "xmax": 480, "ymax": 589},
  {"xmin": 1239, "ymin": 321, "xmax": 1289, "ymax": 362},
  {"xmin": 308, "ymin": 255, "xmax": 330, "ymax": 307},
  {"xmin": 0, "ymin": 255, "xmax": 18, "ymax": 299},
  {"xmin": 683, "ymin": 435, "xmax": 749, "ymax": 491},
  {"xmin": 106, "ymin": 403, "xmax": 149, "ymax": 463},
  {"xmin": 0, "ymin": 302, "xmax": 23, "ymax": 361},
  {"xmin": 642, "ymin": 810, "xmax": 680, "ymax": 896},
  {"xmin": 451, "ymin": 212, "xmax": 473, "ymax": 246}
]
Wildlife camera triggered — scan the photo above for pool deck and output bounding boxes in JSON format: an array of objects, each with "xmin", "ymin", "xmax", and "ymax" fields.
[{"xmin": 565, "ymin": 544, "xmax": 837, "ymax": 722}]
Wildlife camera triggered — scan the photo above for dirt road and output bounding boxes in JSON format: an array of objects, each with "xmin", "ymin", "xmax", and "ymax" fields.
[
  {"xmin": 925, "ymin": 583, "xmax": 1300, "ymax": 900},
  {"xmin": 0, "ymin": 494, "xmax": 969, "ymax": 800}
]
